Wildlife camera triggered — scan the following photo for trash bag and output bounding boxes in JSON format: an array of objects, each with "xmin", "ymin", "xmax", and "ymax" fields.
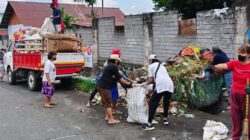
[
  {"xmin": 126, "ymin": 85, "xmax": 148, "ymax": 124},
  {"xmin": 189, "ymin": 75, "xmax": 225, "ymax": 109},
  {"xmin": 40, "ymin": 18, "xmax": 55, "ymax": 35},
  {"xmin": 203, "ymin": 120, "xmax": 229, "ymax": 140}
]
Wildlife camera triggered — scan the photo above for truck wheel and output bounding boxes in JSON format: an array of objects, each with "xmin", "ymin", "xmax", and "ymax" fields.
[
  {"xmin": 7, "ymin": 68, "xmax": 16, "ymax": 85},
  {"xmin": 27, "ymin": 71, "xmax": 41, "ymax": 91}
]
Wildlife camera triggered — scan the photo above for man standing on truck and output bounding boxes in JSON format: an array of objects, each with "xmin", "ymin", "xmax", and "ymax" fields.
[
  {"xmin": 0, "ymin": 49, "xmax": 4, "ymax": 83},
  {"xmin": 42, "ymin": 52, "xmax": 57, "ymax": 108},
  {"xmin": 50, "ymin": 3, "xmax": 62, "ymax": 34}
]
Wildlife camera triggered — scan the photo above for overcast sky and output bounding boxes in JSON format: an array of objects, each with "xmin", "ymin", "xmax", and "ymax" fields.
[{"xmin": 0, "ymin": 0, "xmax": 155, "ymax": 14}]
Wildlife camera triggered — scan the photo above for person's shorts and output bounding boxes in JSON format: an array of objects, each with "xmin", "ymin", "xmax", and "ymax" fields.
[
  {"xmin": 111, "ymin": 87, "xmax": 119, "ymax": 101},
  {"xmin": 42, "ymin": 81, "xmax": 55, "ymax": 97},
  {"xmin": 97, "ymin": 87, "xmax": 112, "ymax": 108}
]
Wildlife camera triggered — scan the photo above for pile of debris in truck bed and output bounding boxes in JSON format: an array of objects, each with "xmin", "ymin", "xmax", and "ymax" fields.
[{"xmin": 12, "ymin": 27, "xmax": 84, "ymax": 53}]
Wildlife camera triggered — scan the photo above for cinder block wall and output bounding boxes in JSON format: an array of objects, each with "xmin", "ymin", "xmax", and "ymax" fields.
[{"xmin": 95, "ymin": 7, "xmax": 246, "ymax": 65}]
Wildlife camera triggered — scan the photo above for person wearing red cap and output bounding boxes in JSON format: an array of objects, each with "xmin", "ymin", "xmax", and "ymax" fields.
[
  {"xmin": 87, "ymin": 49, "xmax": 122, "ymax": 107},
  {"xmin": 112, "ymin": 49, "xmax": 121, "ymax": 57},
  {"xmin": 97, "ymin": 54, "xmax": 131, "ymax": 124}
]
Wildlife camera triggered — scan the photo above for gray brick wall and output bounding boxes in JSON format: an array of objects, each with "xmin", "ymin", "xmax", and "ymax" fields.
[
  {"xmin": 75, "ymin": 27, "xmax": 95, "ymax": 46},
  {"xmin": 96, "ymin": 7, "xmax": 246, "ymax": 65},
  {"xmin": 64, "ymin": 27, "xmax": 95, "ymax": 46},
  {"xmin": 98, "ymin": 15, "xmax": 145, "ymax": 64}
]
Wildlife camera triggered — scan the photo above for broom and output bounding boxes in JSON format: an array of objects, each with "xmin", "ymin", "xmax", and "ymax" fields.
[{"xmin": 243, "ymin": 79, "xmax": 249, "ymax": 140}]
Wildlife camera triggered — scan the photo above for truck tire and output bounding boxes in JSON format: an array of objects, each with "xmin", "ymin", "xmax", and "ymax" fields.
[
  {"xmin": 7, "ymin": 68, "xmax": 16, "ymax": 85},
  {"xmin": 27, "ymin": 71, "xmax": 41, "ymax": 91}
]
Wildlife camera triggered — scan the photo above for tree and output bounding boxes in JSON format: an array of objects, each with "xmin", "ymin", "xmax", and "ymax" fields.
[
  {"xmin": 74, "ymin": 0, "xmax": 98, "ymax": 19},
  {"xmin": 152, "ymin": 0, "xmax": 235, "ymax": 19}
]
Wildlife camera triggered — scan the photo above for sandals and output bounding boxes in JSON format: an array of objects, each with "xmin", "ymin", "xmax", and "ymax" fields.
[
  {"xmin": 107, "ymin": 119, "xmax": 120, "ymax": 125},
  {"xmin": 44, "ymin": 105, "xmax": 53, "ymax": 108},
  {"xmin": 44, "ymin": 103, "xmax": 56, "ymax": 108}
]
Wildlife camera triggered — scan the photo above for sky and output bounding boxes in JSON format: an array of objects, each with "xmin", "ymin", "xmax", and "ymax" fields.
[{"xmin": 0, "ymin": 0, "xmax": 155, "ymax": 14}]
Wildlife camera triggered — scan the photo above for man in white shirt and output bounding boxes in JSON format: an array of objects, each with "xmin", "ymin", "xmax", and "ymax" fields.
[
  {"xmin": 143, "ymin": 54, "xmax": 174, "ymax": 131},
  {"xmin": 42, "ymin": 52, "xmax": 57, "ymax": 108}
]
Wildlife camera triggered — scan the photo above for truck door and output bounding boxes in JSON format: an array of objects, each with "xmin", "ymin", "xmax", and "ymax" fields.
[{"xmin": 4, "ymin": 42, "xmax": 13, "ymax": 71}]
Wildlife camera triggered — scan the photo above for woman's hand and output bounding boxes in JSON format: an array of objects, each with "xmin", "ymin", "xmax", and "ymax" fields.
[{"xmin": 48, "ymin": 81, "xmax": 52, "ymax": 87}]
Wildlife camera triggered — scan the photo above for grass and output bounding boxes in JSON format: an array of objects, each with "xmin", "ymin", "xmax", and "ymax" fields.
[{"xmin": 72, "ymin": 78, "xmax": 96, "ymax": 93}]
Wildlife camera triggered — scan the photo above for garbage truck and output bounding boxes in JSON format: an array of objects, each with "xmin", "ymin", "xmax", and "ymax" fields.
[{"xmin": 4, "ymin": 34, "xmax": 85, "ymax": 91}]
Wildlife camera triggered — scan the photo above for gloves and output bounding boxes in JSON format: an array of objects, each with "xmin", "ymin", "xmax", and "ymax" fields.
[
  {"xmin": 206, "ymin": 65, "xmax": 215, "ymax": 74},
  {"xmin": 246, "ymin": 85, "xmax": 250, "ymax": 95}
]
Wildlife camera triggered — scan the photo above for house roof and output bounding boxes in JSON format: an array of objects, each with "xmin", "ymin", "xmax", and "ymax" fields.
[{"xmin": 0, "ymin": 1, "xmax": 125, "ymax": 28}]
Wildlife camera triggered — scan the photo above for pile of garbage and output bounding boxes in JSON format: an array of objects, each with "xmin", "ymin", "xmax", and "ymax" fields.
[
  {"xmin": 203, "ymin": 120, "xmax": 229, "ymax": 140},
  {"xmin": 12, "ymin": 18, "xmax": 85, "ymax": 53},
  {"xmin": 13, "ymin": 27, "xmax": 42, "ymax": 41},
  {"xmin": 13, "ymin": 17, "xmax": 58, "ymax": 41},
  {"xmin": 166, "ymin": 45, "xmax": 225, "ymax": 109}
]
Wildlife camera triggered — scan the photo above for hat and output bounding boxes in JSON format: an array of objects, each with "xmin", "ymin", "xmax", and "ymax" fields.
[
  {"xmin": 202, "ymin": 51, "xmax": 213, "ymax": 59},
  {"xmin": 148, "ymin": 54, "xmax": 157, "ymax": 60},
  {"xmin": 112, "ymin": 49, "xmax": 121, "ymax": 57},
  {"xmin": 110, "ymin": 54, "xmax": 122, "ymax": 61}
]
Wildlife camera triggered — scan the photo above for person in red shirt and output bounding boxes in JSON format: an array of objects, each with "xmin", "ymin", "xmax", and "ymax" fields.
[{"xmin": 214, "ymin": 45, "xmax": 250, "ymax": 140}]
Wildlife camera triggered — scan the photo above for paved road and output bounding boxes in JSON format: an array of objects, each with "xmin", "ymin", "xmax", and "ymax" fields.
[{"xmin": 0, "ymin": 81, "xmax": 232, "ymax": 140}]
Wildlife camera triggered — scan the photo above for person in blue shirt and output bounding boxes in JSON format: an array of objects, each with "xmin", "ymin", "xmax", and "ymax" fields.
[
  {"xmin": 212, "ymin": 47, "xmax": 232, "ymax": 109},
  {"xmin": 50, "ymin": 3, "xmax": 62, "ymax": 33}
]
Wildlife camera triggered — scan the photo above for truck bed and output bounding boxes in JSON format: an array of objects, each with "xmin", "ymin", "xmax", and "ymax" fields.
[{"xmin": 13, "ymin": 51, "xmax": 84, "ymax": 77}]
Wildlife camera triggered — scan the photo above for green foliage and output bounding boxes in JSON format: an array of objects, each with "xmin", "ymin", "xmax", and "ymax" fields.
[
  {"xmin": 84, "ymin": 0, "xmax": 96, "ymax": 6},
  {"xmin": 152, "ymin": 0, "xmax": 235, "ymax": 19},
  {"xmin": 73, "ymin": 0, "xmax": 96, "ymax": 6},
  {"xmin": 72, "ymin": 78, "xmax": 96, "ymax": 93},
  {"xmin": 61, "ymin": 8, "xmax": 79, "ymax": 29}
]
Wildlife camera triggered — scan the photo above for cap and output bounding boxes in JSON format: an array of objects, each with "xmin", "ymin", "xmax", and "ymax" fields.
[
  {"xmin": 112, "ymin": 49, "xmax": 121, "ymax": 57},
  {"xmin": 148, "ymin": 54, "xmax": 157, "ymax": 60},
  {"xmin": 202, "ymin": 51, "xmax": 213, "ymax": 59},
  {"xmin": 110, "ymin": 54, "xmax": 122, "ymax": 61}
]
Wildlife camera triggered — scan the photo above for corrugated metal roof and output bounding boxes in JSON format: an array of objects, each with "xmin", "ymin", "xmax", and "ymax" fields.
[{"xmin": 0, "ymin": 1, "xmax": 124, "ymax": 28}]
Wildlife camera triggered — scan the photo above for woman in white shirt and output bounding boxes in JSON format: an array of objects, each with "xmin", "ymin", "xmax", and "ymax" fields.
[
  {"xmin": 143, "ymin": 54, "xmax": 174, "ymax": 130},
  {"xmin": 42, "ymin": 52, "xmax": 57, "ymax": 108}
]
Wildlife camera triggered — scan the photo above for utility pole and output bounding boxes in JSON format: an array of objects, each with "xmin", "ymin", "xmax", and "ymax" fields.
[{"xmin": 101, "ymin": 0, "xmax": 104, "ymax": 17}]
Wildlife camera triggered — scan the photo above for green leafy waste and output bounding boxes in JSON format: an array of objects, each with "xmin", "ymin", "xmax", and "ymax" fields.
[
  {"xmin": 167, "ymin": 55, "xmax": 225, "ymax": 108},
  {"xmin": 72, "ymin": 78, "xmax": 96, "ymax": 93}
]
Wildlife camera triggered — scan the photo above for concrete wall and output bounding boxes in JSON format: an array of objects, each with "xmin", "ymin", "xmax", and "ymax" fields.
[
  {"xmin": 96, "ymin": 9, "xmax": 241, "ymax": 65},
  {"xmin": 78, "ymin": 7, "xmax": 247, "ymax": 65},
  {"xmin": 75, "ymin": 27, "xmax": 95, "ymax": 46},
  {"xmin": 97, "ymin": 16, "xmax": 145, "ymax": 64},
  {"xmin": 158, "ymin": 9, "xmax": 236, "ymax": 59}
]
